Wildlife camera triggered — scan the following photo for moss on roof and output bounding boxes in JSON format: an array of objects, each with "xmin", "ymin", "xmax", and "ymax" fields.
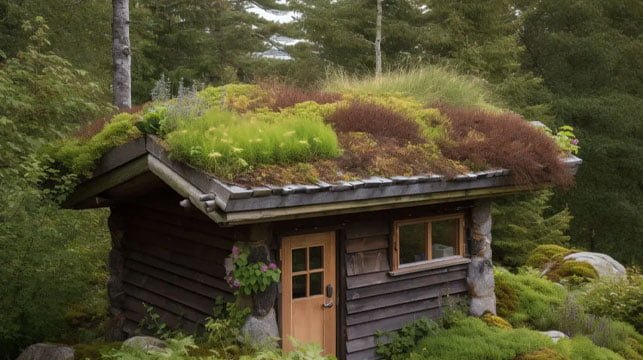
[{"xmin": 48, "ymin": 67, "xmax": 577, "ymax": 188}]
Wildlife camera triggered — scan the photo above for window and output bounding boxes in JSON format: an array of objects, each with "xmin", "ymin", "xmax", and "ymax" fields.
[{"xmin": 392, "ymin": 214, "xmax": 465, "ymax": 271}]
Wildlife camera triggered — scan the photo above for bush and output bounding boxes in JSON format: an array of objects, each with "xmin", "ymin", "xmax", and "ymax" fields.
[
  {"xmin": 515, "ymin": 348, "xmax": 569, "ymax": 360},
  {"xmin": 553, "ymin": 297, "xmax": 643, "ymax": 360},
  {"xmin": 405, "ymin": 317, "xmax": 552, "ymax": 360},
  {"xmin": 325, "ymin": 100, "xmax": 425, "ymax": 145},
  {"xmin": 525, "ymin": 245, "xmax": 574, "ymax": 269},
  {"xmin": 261, "ymin": 82, "xmax": 341, "ymax": 111},
  {"xmin": 439, "ymin": 105, "xmax": 573, "ymax": 187},
  {"xmin": 580, "ymin": 271, "xmax": 643, "ymax": 332},
  {"xmin": 495, "ymin": 268, "xmax": 566, "ymax": 329},
  {"xmin": 547, "ymin": 260, "xmax": 598, "ymax": 284},
  {"xmin": 376, "ymin": 318, "xmax": 440, "ymax": 360}
]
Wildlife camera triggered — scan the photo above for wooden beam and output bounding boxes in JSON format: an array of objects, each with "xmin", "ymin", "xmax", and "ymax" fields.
[{"xmin": 64, "ymin": 156, "xmax": 149, "ymax": 208}]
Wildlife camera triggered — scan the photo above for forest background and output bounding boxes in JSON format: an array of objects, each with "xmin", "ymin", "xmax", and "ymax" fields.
[{"xmin": 0, "ymin": 0, "xmax": 640, "ymax": 358}]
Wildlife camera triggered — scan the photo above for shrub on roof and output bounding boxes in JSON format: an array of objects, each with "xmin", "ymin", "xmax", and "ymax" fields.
[
  {"xmin": 439, "ymin": 105, "xmax": 573, "ymax": 187},
  {"xmin": 261, "ymin": 82, "xmax": 342, "ymax": 110},
  {"xmin": 325, "ymin": 100, "xmax": 425, "ymax": 145}
]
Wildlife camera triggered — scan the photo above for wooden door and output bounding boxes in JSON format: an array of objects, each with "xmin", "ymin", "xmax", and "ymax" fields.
[{"xmin": 281, "ymin": 232, "xmax": 336, "ymax": 356}]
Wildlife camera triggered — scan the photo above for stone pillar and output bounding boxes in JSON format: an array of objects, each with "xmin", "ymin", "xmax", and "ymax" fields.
[
  {"xmin": 467, "ymin": 199, "xmax": 496, "ymax": 316},
  {"xmin": 237, "ymin": 223, "xmax": 280, "ymax": 347},
  {"xmin": 105, "ymin": 207, "xmax": 127, "ymax": 340}
]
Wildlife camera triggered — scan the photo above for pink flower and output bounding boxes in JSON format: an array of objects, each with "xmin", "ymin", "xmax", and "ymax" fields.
[
  {"xmin": 260, "ymin": 264, "xmax": 268, "ymax": 272},
  {"xmin": 231, "ymin": 245, "xmax": 240, "ymax": 258},
  {"xmin": 232, "ymin": 279, "xmax": 240, "ymax": 288},
  {"xmin": 571, "ymin": 138, "xmax": 579, "ymax": 145},
  {"xmin": 268, "ymin": 263, "xmax": 278, "ymax": 270}
]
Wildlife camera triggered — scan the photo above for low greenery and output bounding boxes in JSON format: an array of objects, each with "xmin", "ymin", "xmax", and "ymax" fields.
[
  {"xmin": 525, "ymin": 245, "xmax": 599, "ymax": 285},
  {"xmin": 579, "ymin": 271, "xmax": 643, "ymax": 333},
  {"xmin": 495, "ymin": 268, "xmax": 566, "ymax": 329}
]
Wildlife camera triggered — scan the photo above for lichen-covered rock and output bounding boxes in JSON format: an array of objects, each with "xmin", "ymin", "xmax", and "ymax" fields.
[
  {"xmin": 564, "ymin": 252, "xmax": 626, "ymax": 278},
  {"xmin": 547, "ymin": 260, "xmax": 598, "ymax": 283},
  {"xmin": 122, "ymin": 336, "xmax": 167, "ymax": 352},
  {"xmin": 467, "ymin": 257, "xmax": 495, "ymax": 298},
  {"xmin": 16, "ymin": 343, "xmax": 74, "ymax": 360},
  {"xmin": 241, "ymin": 308, "xmax": 279, "ymax": 348}
]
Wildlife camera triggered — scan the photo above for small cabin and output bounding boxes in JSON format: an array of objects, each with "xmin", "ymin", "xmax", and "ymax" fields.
[{"xmin": 63, "ymin": 134, "xmax": 581, "ymax": 360}]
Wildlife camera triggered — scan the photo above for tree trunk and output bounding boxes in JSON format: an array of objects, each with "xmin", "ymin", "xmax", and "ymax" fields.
[
  {"xmin": 112, "ymin": 0, "xmax": 131, "ymax": 109},
  {"xmin": 375, "ymin": 0, "xmax": 383, "ymax": 78}
]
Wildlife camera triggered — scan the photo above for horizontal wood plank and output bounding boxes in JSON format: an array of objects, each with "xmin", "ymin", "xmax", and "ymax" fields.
[
  {"xmin": 346, "ymin": 249, "xmax": 390, "ymax": 276},
  {"xmin": 347, "ymin": 269, "xmax": 467, "ymax": 300},
  {"xmin": 345, "ymin": 235, "xmax": 389, "ymax": 254},
  {"xmin": 347, "ymin": 307, "xmax": 442, "ymax": 340},
  {"xmin": 346, "ymin": 262, "xmax": 469, "ymax": 289}
]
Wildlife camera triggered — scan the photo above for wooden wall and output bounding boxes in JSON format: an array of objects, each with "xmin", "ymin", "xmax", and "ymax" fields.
[
  {"xmin": 113, "ymin": 190, "xmax": 236, "ymax": 335},
  {"xmin": 275, "ymin": 202, "xmax": 472, "ymax": 360}
]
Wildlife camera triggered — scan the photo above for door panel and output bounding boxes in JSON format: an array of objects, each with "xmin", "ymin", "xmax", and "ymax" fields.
[{"xmin": 281, "ymin": 232, "xmax": 336, "ymax": 356}]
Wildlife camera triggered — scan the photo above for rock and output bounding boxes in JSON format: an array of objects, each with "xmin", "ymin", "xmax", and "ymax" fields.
[
  {"xmin": 470, "ymin": 295, "xmax": 496, "ymax": 317},
  {"xmin": 16, "ymin": 343, "xmax": 74, "ymax": 360},
  {"xmin": 564, "ymin": 252, "xmax": 626, "ymax": 278},
  {"xmin": 540, "ymin": 330, "xmax": 568, "ymax": 343},
  {"xmin": 122, "ymin": 336, "xmax": 167, "ymax": 352},
  {"xmin": 241, "ymin": 308, "xmax": 279, "ymax": 347},
  {"xmin": 253, "ymin": 282, "xmax": 278, "ymax": 317},
  {"xmin": 467, "ymin": 257, "xmax": 495, "ymax": 298}
]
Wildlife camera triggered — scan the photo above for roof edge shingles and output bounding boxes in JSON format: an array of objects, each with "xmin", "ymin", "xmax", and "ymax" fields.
[{"xmin": 64, "ymin": 135, "xmax": 582, "ymax": 226}]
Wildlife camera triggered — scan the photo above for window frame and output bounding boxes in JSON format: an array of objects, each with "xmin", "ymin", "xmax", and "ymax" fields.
[{"xmin": 391, "ymin": 213, "xmax": 466, "ymax": 272}]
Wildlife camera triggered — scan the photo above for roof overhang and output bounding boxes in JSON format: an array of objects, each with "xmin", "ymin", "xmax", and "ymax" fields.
[{"xmin": 64, "ymin": 136, "xmax": 583, "ymax": 226}]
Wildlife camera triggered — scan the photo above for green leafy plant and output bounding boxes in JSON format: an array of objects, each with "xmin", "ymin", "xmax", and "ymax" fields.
[
  {"xmin": 227, "ymin": 245, "xmax": 281, "ymax": 296},
  {"xmin": 376, "ymin": 318, "xmax": 440, "ymax": 360},
  {"xmin": 552, "ymin": 125, "xmax": 580, "ymax": 155},
  {"xmin": 203, "ymin": 298, "xmax": 251, "ymax": 359},
  {"xmin": 580, "ymin": 270, "xmax": 643, "ymax": 332}
]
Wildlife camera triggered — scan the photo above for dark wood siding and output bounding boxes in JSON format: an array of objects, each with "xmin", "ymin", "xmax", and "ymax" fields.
[
  {"xmin": 116, "ymin": 190, "xmax": 236, "ymax": 335},
  {"xmin": 342, "ymin": 218, "xmax": 469, "ymax": 360}
]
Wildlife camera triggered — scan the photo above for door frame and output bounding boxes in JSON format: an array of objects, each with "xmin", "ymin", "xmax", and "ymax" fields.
[{"xmin": 278, "ymin": 230, "xmax": 340, "ymax": 356}]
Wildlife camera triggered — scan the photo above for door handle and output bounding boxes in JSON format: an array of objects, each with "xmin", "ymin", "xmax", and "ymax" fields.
[{"xmin": 323, "ymin": 284, "xmax": 334, "ymax": 308}]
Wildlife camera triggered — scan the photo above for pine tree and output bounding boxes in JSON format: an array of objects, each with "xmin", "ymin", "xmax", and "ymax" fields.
[{"xmin": 492, "ymin": 190, "xmax": 572, "ymax": 268}]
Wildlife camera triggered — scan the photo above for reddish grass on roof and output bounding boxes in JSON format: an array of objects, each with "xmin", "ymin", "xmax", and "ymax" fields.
[
  {"xmin": 325, "ymin": 100, "xmax": 425, "ymax": 145},
  {"xmin": 261, "ymin": 82, "xmax": 342, "ymax": 110},
  {"xmin": 439, "ymin": 105, "xmax": 573, "ymax": 187}
]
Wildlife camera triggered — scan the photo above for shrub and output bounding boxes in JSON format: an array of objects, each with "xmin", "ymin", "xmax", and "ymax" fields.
[
  {"xmin": 376, "ymin": 318, "xmax": 440, "ymax": 360},
  {"xmin": 547, "ymin": 260, "xmax": 598, "ymax": 284},
  {"xmin": 553, "ymin": 297, "xmax": 643, "ymax": 360},
  {"xmin": 495, "ymin": 268, "xmax": 566, "ymax": 329},
  {"xmin": 261, "ymin": 82, "xmax": 342, "ymax": 110},
  {"xmin": 406, "ymin": 317, "xmax": 552, "ymax": 360},
  {"xmin": 439, "ymin": 105, "xmax": 573, "ymax": 187},
  {"xmin": 482, "ymin": 313, "xmax": 513, "ymax": 329},
  {"xmin": 553, "ymin": 336, "xmax": 624, "ymax": 360},
  {"xmin": 515, "ymin": 348, "xmax": 570, "ymax": 360},
  {"xmin": 580, "ymin": 271, "xmax": 643, "ymax": 332},
  {"xmin": 325, "ymin": 100, "xmax": 425, "ymax": 145},
  {"xmin": 525, "ymin": 245, "xmax": 574, "ymax": 269}
]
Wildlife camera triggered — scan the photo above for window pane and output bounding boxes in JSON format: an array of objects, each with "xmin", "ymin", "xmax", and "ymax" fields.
[
  {"xmin": 292, "ymin": 248, "xmax": 306, "ymax": 272},
  {"xmin": 399, "ymin": 223, "xmax": 427, "ymax": 265},
  {"xmin": 309, "ymin": 246, "xmax": 323, "ymax": 270},
  {"xmin": 432, "ymin": 219, "xmax": 459, "ymax": 259},
  {"xmin": 309, "ymin": 272, "xmax": 323, "ymax": 296},
  {"xmin": 293, "ymin": 275, "xmax": 307, "ymax": 298}
]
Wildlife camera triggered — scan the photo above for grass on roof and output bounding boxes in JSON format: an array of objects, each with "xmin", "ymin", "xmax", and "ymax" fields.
[{"xmin": 47, "ymin": 66, "xmax": 575, "ymax": 189}]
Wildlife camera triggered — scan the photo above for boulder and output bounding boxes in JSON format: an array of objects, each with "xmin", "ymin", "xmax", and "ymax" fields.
[
  {"xmin": 564, "ymin": 252, "xmax": 626, "ymax": 278},
  {"xmin": 16, "ymin": 343, "xmax": 74, "ymax": 360},
  {"xmin": 540, "ymin": 330, "xmax": 568, "ymax": 343},
  {"xmin": 122, "ymin": 336, "xmax": 167, "ymax": 352},
  {"xmin": 470, "ymin": 295, "xmax": 496, "ymax": 317},
  {"xmin": 467, "ymin": 257, "xmax": 495, "ymax": 298},
  {"xmin": 241, "ymin": 308, "xmax": 279, "ymax": 347}
]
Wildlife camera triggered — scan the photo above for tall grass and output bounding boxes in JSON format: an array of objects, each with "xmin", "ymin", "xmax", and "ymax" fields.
[
  {"xmin": 324, "ymin": 66, "xmax": 501, "ymax": 111},
  {"xmin": 166, "ymin": 109, "xmax": 341, "ymax": 179}
]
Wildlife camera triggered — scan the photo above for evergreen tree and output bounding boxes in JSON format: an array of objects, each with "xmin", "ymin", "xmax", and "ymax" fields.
[{"xmin": 492, "ymin": 190, "xmax": 572, "ymax": 268}]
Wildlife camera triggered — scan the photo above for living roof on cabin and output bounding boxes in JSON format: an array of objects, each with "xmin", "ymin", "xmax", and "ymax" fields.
[{"xmin": 49, "ymin": 69, "xmax": 581, "ymax": 224}]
